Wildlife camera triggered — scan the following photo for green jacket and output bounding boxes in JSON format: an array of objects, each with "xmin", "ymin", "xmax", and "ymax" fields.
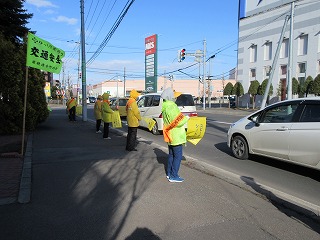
[
  {"xmin": 101, "ymin": 101, "xmax": 113, "ymax": 123},
  {"xmin": 67, "ymin": 98, "xmax": 77, "ymax": 110},
  {"xmin": 162, "ymin": 100, "xmax": 188, "ymax": 146},
  {"xmin": 94, "ymin": 100, "xmax": 102, "ymax": 120}
]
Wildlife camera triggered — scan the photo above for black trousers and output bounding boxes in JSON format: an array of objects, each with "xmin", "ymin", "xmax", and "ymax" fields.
[
  {"xmin": 96, "ymin": 119, "xmax": 102, "ymax": 131},
  {"xmin": 126, "ymin": 127, "xmax": 138, "ymax": 151},
  {"xmin": 69, "ymin": 106, "xmax": 76, "ymax": 121},
  {"xmin": 103, "ymin": 122, "xmax": 109, "ymax": 138}
]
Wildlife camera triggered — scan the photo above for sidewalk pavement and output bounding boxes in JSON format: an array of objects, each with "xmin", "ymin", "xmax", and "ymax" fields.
[
  {"xmin": 0, "ymin": 106, "xmax": 319, "ymax": 239},
  {"xmin": 0, "ymin": 106, "xmax": 251, "ymax": 206}
]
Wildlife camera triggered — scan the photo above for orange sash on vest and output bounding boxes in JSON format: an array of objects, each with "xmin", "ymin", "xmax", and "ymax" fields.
[
  {"xmin": 67, "ymin": 98, "xmax": 75, "ymax": 110},
  {"xmin": 163, "ymin": 112, "xmax": 184, "ymax": 143}
]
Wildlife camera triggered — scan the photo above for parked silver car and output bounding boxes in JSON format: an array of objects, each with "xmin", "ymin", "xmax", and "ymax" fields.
[
  {"xmin": 137, "ymin": 92, "xmax": 197, "ymax": 135},
  {"xmin": 227, "ymin": 98, "xmax": 320, "ymax": 170}
]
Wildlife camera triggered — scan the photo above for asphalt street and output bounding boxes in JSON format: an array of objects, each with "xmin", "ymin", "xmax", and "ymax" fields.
[{"xmin": 0, "ymin": 106, "xmax": 319, "ymax": 240}]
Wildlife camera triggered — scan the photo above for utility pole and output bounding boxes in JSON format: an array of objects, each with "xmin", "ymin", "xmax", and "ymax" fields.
[
  {"xmin": 207, "ymin": 54, "xmax": 215, "ymax": 109},
  {"xmin": 202, "ymin": 39, "xmax": 207, "ymax": 110},
  {"xmin": 80, "ymin": 0, "xmax": 87, "ymax": 121},
  {"xmin": 169, "ymin": 75, "xmax": 174, "ymax": 89},
  {"xmin": 62, "ymin": 62, "xmax": 65, "ymax": 105},
  {"xmin": 196, "ymin": 50, "xmax": 202, "ymax": 105},
  {"xmin": 123, "ymin": 67, "xmax": 126, "ymax": 97},
  {"xmin": 287, "ymin": 2, "xmax": 295, "ymax": 100},
  {"xmin": 261, "ymin": 15, "xmax": 290, "ymax": 109},
  {"xmin": 163, "ymin": 71, "xmax": 167, "ymax": 90},
  {"xmin": 77, "ymin": 42, "xmax": 80, "ymax": 104}
]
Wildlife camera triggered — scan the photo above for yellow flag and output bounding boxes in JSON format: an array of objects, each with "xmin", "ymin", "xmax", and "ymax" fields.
[
  {"xmin": 186, "ymin": 117, "xmax": 206, "ymax": 145},
  {"xmin": 142, "ymin": 117, "xmax": 156, "ymax": 131},
  {"xmin": 112, "ymin": 111, "xmax": 122, "ymax": 128},
  {"xmin": 76, "ymin": 106, "xmax": 82, "ymax": 115}
]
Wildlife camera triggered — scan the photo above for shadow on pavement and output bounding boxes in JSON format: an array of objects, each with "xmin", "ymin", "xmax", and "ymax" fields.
[
  {"xmin": 0, "ymin": 108, "xmax": 162, "ymax": 240},
  {"xmin": 241, "ymin": 176, "xmax": 320, "ymax": 234},
  {"xmin": 125, "ymin": 227, "xmax": 161, "ymax": 240}
]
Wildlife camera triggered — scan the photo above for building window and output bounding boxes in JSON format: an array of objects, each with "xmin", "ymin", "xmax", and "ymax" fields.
[
  {"xmin": 280, "ymin": 38, "xmax": 289, "ymax": 58},
  {"xmin": 298, "ymin": 62, "xmax": 306, "ymax": 74},
  {"xmin": 280, "ymin": 65, "xmax": 287, "ymax": 75},
  {"xmin": 250, "ymin": 44, "xmax": 257, "ymax": 63},
  {"xmin": 298, "ymin": 77, "xmax": 305, "ymax": 86},
  {"xmin": 298, "ymin": 34, "xmax": 308, "ymax": 56},
  {"xmin": 264, "ymin": 41, "xmax": 272, "ymax": 60},
  {"xmin": 250, "ymin": 68, "xmax": 256, "ymax": 78},
  {"xmin": 264, "ymin": 66, "xmax": 271, "ymax": 77}
]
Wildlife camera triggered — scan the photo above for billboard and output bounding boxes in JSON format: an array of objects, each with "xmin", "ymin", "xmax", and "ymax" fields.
[{"xmin": 145, "ymin": 34, "xmax": 158, "ymax": 93}]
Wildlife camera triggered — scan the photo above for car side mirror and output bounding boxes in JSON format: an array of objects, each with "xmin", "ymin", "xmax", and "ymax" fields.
[{"xmin": 250, "ymin": 116, "xmax": 260, "ymax": 127}]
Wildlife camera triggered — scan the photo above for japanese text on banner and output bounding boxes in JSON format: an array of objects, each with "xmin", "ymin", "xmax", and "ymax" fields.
[{"xmin": 26, "ymin": 32, "xmax": 65, "ymax": 74}]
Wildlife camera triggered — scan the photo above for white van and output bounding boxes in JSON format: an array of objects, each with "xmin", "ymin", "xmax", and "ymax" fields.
[{"xmin": 137, "ymin": 92, "xmax": 197, "ymax": 134}]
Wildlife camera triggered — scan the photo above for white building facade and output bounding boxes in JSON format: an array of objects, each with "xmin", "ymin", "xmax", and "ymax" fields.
[
  {"xmin": 88, "ymin": 76, "xmax": 236, "ymax": 100},
  {"xmin": 237, "ymin": 0, "xmax": 320, "ymax": 100}
]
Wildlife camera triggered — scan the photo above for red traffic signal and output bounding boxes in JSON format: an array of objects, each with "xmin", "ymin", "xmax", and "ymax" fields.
[{"xmin": 179, "ymin": 48, "xmax": 186, "ymax": 62}]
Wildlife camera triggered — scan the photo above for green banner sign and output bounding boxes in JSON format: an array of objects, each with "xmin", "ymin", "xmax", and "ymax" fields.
[
  {"xmin": 26, "ymin": 32, "xmax": 65, "ymax": 74},
  {"xmin": 145, "ymin": 34, "xmax": 157, "ymax": 93}
]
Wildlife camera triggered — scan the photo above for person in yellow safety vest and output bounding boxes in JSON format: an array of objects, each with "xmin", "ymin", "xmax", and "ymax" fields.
[
  {"xmin": 94, "ymin": 95, "xmax": 103, "ymax": 133},
  {"xmin": 101, "ymin": 92, "xmax": 114, "ymax": 139},
  {"xmin": 125, "ymin": 89, "xmax": 141, "ymax": 151},
  {"xmin": 67, "ymin": 97, "xmax": 77, "ymax": 121},
  {"xmin": 161, "ymin": 88, "xmax": 188, "ymax": 183}
]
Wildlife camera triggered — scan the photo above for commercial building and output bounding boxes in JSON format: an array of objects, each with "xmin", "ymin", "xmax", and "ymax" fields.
[
  {"xmin": 86, "ymin": 76, "xmax": 236, "ymax": 99},
  {"xmin": 237, "ymin": 0, "xmax": 320, "ymax": 100}
]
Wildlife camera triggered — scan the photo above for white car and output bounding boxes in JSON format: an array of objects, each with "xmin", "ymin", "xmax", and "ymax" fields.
[
  {"xmin": 227, "ymin": 97, "xmax": 320, "ymax": 170},
  {"xmin": 137, "ymin": 92, "xmax": 197, "ymax": 135}
]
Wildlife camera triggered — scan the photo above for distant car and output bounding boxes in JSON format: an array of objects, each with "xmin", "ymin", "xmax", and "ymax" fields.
[
  {"xmin": 229, "ymin": 96, "xmax": 236, "ymax": 108},
  {"xmin": 227, "ymin": 97, "xmax": 320, "ymax": 170},
  {"xmin": 87, "ymin": 97, "xmax": 96, "ymax": 103},
  {"xmin": 137, "ymin": 92, "xmax": 197, "ymax": 135},
  {"xmin": 109, "ymin": 97, "xmax": 116, "ymax": 106},
  {"xmin": 110, "ymin": 97, "xmax": 129, "ymax": 118}
]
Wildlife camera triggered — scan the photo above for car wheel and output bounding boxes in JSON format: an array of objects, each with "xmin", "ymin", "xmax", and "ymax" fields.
[
  {"xmin": 151, "ymin": 122, "xmax": 160, "ymax": 135},
  {"xmin": 231, "ymin": 135, "xmax": 249, "ymax": 160}
]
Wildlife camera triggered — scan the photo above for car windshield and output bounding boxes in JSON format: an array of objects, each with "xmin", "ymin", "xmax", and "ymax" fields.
[
  {"xmin": 175, "ymin": 94, "xmax": 195, "ymax": 107},
  {"xmin": 118, "ymin": 99, "xmax": 128, "ymax": 106}
]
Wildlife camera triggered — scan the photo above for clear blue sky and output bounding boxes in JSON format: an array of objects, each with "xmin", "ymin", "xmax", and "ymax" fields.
[{"xmin": 24, "ymin": 0, "xmax": 240, "ymax": 85}]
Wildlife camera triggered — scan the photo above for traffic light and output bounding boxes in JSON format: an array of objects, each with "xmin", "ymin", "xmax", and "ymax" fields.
[{"xmin": 178, "ymin": 49, "xmax": 186, "ymax": 62}]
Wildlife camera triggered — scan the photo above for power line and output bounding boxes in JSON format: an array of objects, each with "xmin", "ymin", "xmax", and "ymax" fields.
[
  {"xmin": 87, "ymin": 0, "xmax": 136, "ymax": 65},
  {"xmin": 85, "ymin": 0, "xmax": 113, "ymax": 52}
]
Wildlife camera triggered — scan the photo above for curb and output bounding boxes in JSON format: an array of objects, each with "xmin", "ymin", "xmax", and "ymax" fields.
[{"xmin": 183, "ymin": 156, "xmax": 320, "ymax": 220}]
